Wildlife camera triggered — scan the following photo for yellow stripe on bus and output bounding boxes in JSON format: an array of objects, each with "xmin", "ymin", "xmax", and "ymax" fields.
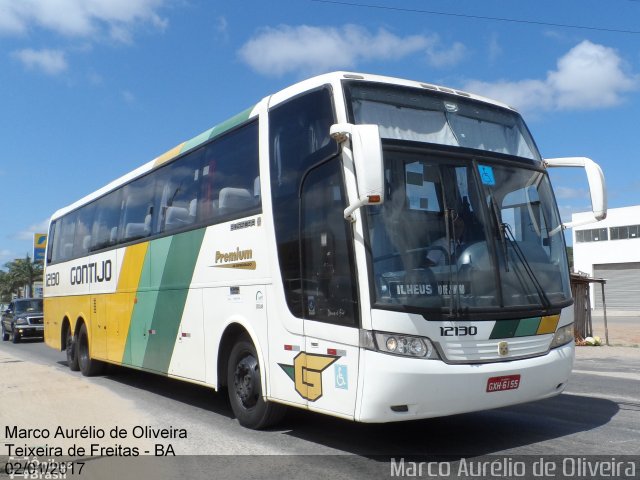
[
  {"xmin": 117, "ymin": 242, "xmax": 149, "ymax": 292},
  {"xmin": 537, "ymin": 314, "xmax": 560, "ymax": 335},
  {"xmin": 153, "ymin": 143, "xmax": 185, "ymax": 167},
  {"xmin": 108, "ymin": 242, "xmax": 150, "ymax": 362}
]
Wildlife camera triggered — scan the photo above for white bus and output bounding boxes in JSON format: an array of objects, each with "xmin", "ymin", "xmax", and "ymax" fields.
[{"xmin": 44, "ymin": 72, "xmax": 606, "ymax": 429}]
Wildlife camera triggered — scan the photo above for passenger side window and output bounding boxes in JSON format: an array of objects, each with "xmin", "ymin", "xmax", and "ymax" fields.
[
  {"xmin": 157, "ymin": 149, "xmax": 203, "ymax": 234},
  {"xmin": 91, "ymin": 190, "xmax": 122, "ymax": 251},
  {"xmin": 73, "ymin": 204, "xmax": 96, "ymax": 257},
  {"xmin": 48, "ymin": 220, "xmax": 60, "ymax": 264},
  {"xmin": 199, "ymin": 121, "xmax": 260, "ymax": 224},
  {"xmin": 120, "ymin": 175, "xmax": 156, "ymax": 242},
  {"xmin": 57, "ymin": 211, "xmax": 78, "ymax": 262}
]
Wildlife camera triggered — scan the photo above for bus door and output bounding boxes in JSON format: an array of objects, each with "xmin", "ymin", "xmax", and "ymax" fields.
[{"xmin": 300, "ymin": 158, "xmax": 360, "ymax": 418}]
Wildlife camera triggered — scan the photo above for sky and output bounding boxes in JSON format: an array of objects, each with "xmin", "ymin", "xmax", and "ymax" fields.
[{"xmin": 1, "ymin": 0, "xmax": 639, "ymax": 264}]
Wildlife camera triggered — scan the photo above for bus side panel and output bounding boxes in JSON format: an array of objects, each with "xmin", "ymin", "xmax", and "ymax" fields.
[
  {"xmin": 201, "ymin": 284, "xmax": 269, "ymax": 388},
  {"xmin": 168, "ymin": 288, "xmax": 205, "ymax": 382},
  {"xmin": 265, "ymin": 286, "xmax": 308, "ymax": 408},
  {"xmin": 44, "ymin": 295, "xmax": 91, "ymax": 347},
  {"xmin": 122, "ymin": 229, "xmax": 206, "ymax": 374},
  {"xmin": 105, "ymin": 242, "xmax": 150, "ymax": 361},
  {"xmin": 44, "ymin": 258, "xmax": 92, "ymax": 350},
  {"xmin": 44, "ymin": 297, "xmax": 62, "ymax": 349},
  {"xmin": 107, "ymin": 292, "xmax": 136, "ymax": 363},
  {"xmin": 90, "ymin": 294, "xmax": 107, "ymax": 359}
]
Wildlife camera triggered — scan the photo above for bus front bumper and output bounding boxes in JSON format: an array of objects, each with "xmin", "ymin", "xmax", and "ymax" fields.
[{"xmin": 356, "ymin": 342, "xmax": 574, "ymax": 423}]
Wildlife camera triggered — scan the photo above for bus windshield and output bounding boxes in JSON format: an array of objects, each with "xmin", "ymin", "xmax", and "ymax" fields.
[
  {"xmin": 366, "ymin": 151, "xmax": 571, "ymax": 317},
  {"xmin": 347, "ymin": 82, "xmax": 541, "ymax": 161}
]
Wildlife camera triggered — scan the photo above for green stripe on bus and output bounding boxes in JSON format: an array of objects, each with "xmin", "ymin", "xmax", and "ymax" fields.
[
  {"xmin": 122, "ymin": 244, "xmax": 156, "ymax": 367},
  {"xmin": 141, "ymin": 228, "xmax": 205, "ymax": 373},
  {"xmin": 207, "ymin": 106, "xmax": 254, "ymax": 140},
  {"xmin": 514, "ymin": 317, "xmax": 541, "ymax": 337},
  {"xmin": 180, "ymin": 106, "xmax": 254, "ymax": 153},
  {"xmin": 489, "ymin": 319, "xmax": 520, "ymax": 339}
]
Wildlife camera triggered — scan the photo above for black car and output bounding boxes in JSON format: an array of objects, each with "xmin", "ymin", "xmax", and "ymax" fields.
[{"xmin": 1, "ymin": 298, "xmax": 44, "ymax": 343}]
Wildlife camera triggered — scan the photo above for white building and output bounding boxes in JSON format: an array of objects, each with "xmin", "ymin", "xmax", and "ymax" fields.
[{"xmin": 572, "ymin": 205, "xmax": 640, "ymax": 312}]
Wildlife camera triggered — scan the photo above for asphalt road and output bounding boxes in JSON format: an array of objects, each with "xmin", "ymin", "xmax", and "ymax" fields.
[{"xmin": 1, "ymin": 339, "xmax": 638, "ymax": 479}]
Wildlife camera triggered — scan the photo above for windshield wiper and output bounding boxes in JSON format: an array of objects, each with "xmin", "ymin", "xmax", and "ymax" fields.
[
  {"xmin": 487, "ymin": 194, "xmax": 510, "ymax": 272},
  {"xmin": 443, "ymin": 208, "xmax": 456, "ymax": 316},
  {"xmin": 502, "ymin": 223, "xmax": 551, "ymax": 309}
]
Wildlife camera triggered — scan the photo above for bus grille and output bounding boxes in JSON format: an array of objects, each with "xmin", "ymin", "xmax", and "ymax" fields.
[{"xmin": 438, "ymin": 335, "xmax": 554, "ymax": 363}]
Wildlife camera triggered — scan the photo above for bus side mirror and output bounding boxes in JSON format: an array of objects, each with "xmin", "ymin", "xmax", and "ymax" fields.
[
  {"xmin": 330, "ymin": 123, "xmax": 384, "ymax": 222},
  {"xmin": 544, "ymin": 156, "xmax": 607, "ymax": 230}
]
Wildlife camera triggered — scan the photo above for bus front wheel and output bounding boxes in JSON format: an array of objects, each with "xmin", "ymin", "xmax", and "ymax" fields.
[
  {"xmin": 77, "ymin": 323, "xmax": 104, "ymax": 377},
  {"xmin": 227, "ymin": 335, "xmax": 286, "ymax": 429}
]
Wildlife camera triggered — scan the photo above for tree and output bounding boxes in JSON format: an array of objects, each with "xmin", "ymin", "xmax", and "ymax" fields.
[
  {"xmin": 0, "ymin": 270, "xmax": 16, "ymax": 302},
  {"xmin": 4, "ymin": 255, "xmax": 44, "ymax": 298}
]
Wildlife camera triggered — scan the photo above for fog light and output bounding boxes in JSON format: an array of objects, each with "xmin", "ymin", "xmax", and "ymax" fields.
[{"xmin": 386, "ymin": 337, "xmax": 397, "ymax": 352}]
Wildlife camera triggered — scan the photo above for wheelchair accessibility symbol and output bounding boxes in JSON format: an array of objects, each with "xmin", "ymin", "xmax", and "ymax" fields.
[
  {"xmin": 334, "ymin": 364, "xmax": 348, "ymax": 390},
  {"xmin": 478, "ymin": 165, "xmax": 496, "ymax": 186}
]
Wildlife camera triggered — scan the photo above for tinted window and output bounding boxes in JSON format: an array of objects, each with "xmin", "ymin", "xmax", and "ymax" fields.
[
  {"xmin": 48, "ymin": 220, "xmax": 60, "ymax": 264},
  {"xmin": 269, "ymin": 87, "xmax": 339, "ymax": 317},
  {"xmin": 120, "ymin": 175, "xmax": 156, "ymax": 242},
  {"xmin": 73, "ymin": 204, "xmax": 96, "ymax": 257},
  {"xmin": 301, "ymin": 159, "xmax": 358, "ymax": 324},
  {"xmin": 91, "ymin": 190, "xmax": 122, "ymax": 251},
  {"xmin": 57, "ymin": 211, "xmax": 78, "ymax": 261},
  {"xmin": 48, "ymin": 121, "xmax": 259, "ymax": 263},
  {"xmin": 200, "ymin": 121, "xmax": 260, "ymax": 224},
  {"xmin": 158, "ymin": 147, "xmax": 206, "ymax": 233}
]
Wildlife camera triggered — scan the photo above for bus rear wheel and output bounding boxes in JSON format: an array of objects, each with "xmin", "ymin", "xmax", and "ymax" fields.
[
  {"xmin": 77, "ymin": 323, "xmax": 104, "ymax": 377},
  {"xmin": 66, "ymin": 328, "xmax": 80, "ymax": 371},
  {"xmin": 227, "ymin": 335, "xmax": 286, "ymax": 429}
]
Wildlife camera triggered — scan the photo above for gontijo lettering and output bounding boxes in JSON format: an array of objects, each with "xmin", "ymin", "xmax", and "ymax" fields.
[{"xmin": 70, "ymin": 260, "xmax": 112, "ymax": 285}]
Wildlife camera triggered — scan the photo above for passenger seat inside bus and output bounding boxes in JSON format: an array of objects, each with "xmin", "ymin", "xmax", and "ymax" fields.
[
  {"xmin": 164, "ymin": 199, "xmax": 197, "ymax": 230},
  {"xmin": 124, "ymin": 214, "xmax": 152, "ymax": 240},
  {"xmin": 218, "ymin": 187, "xmax": 253, "ymax": 216}
]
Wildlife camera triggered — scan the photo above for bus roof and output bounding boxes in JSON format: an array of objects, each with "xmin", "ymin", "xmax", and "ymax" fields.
[{"xmin": 50, "ymin": 71, "xmax": 515, "ymax": 221}]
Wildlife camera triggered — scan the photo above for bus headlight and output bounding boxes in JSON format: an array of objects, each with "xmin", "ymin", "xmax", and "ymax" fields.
[
  {"xmin": 360, "ymin": 330, "xmax": 440, "ymax": 359},
  {"xmin": 550, "ymin": 323, "xmax": 574, "ymax": 349}
]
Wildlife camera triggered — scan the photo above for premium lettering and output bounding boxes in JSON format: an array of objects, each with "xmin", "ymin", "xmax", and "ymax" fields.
[{"xmin": 215, "ymin": 247, "xmax": 253, "ymax": 264}]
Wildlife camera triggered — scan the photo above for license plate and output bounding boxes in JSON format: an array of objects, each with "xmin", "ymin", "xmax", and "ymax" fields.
[{"xmin": 486, "ymin": 374, "xmax": 521, "ymax": 392}]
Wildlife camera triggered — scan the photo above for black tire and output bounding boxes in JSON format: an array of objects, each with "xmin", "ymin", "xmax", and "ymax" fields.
[
  {"xmin": 10, "ymin": 327, "xmax": 20, "ymax": 344},
  {"xmin": 227, "ymin": 335, "xmax": 286, "ymax": 429},
  {"xmin": 1, "ymin": 324, "xmax": 8, "ymax": 341},
  {"xmin": 66, "ymin": 327, "xmax": 80, "ymax": 371},
  {"xmin": 77, "ymin": 323, "xmax": 104, "ymax": 377}
]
